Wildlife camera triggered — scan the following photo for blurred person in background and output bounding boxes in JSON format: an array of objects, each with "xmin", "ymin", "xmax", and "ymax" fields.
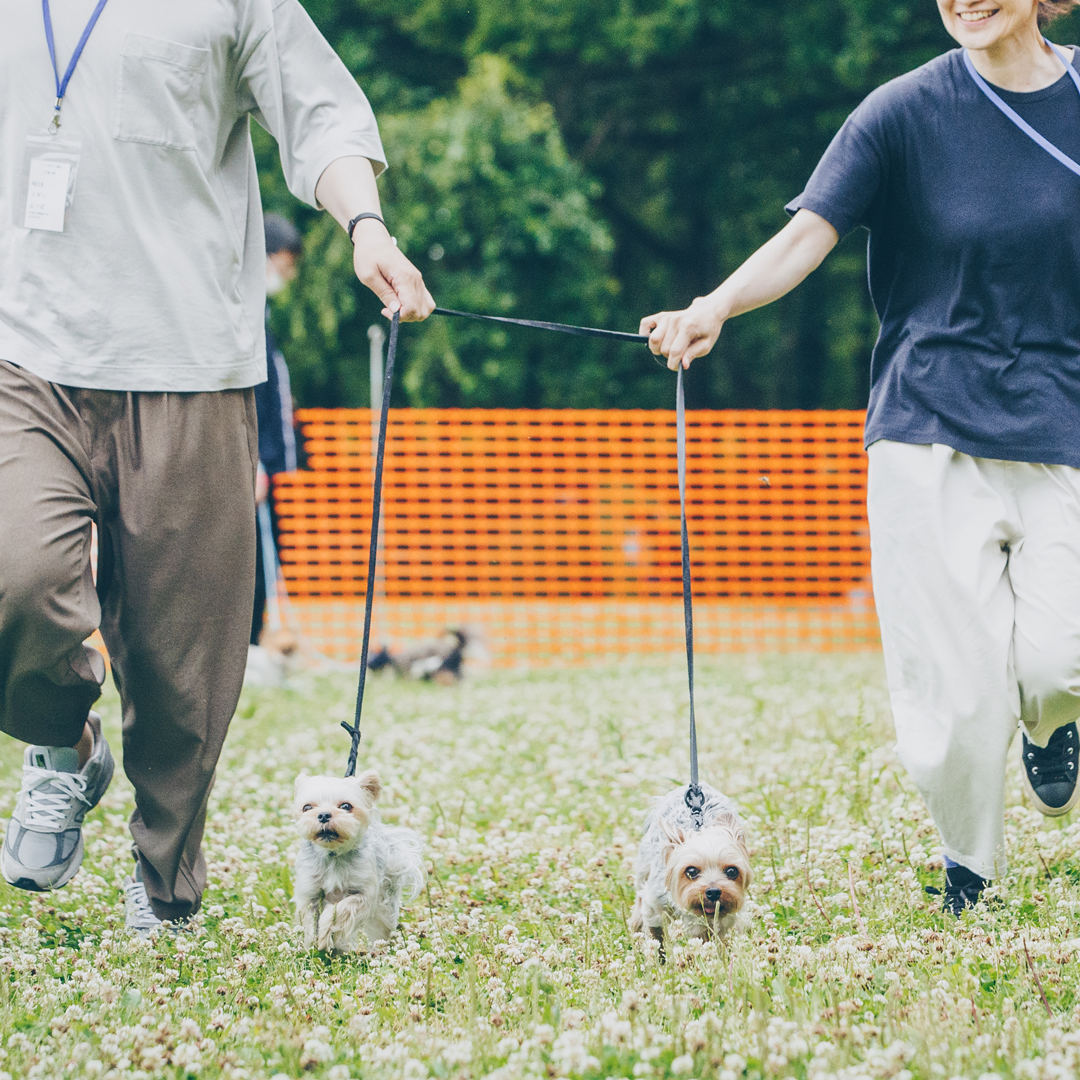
[
  {"xmin": 643, "ymin": 0, "xmax": 1080, "ymax": 914},
  {"xmin": 0, "ymin": 1, "xmax": 434, "ymax": 935},
  {"xmin": 251, "ymin": 215, "xmax": 302, "ymax": 652}
]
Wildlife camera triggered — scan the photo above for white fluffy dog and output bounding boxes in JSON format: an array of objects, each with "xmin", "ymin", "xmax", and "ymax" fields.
[
  {"xmin": 292, "ymin": 770, "xmax": 425, "ymax": 953},
  {"xmin": 630, "ymin": 782, "xmax": 751, "ymax": 946}
]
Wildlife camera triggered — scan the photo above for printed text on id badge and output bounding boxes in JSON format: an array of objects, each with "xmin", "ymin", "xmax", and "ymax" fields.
[{"xmin": 19, "ymin": 135, "xmax": 81, "ymax": 233}]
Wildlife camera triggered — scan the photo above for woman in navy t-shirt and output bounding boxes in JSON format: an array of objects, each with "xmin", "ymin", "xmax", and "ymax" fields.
[{"xmin": 643, "ymin": 0, "xmax": 1080, "ymax": 915}]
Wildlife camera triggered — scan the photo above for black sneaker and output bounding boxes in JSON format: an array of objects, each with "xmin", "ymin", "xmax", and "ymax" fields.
[
  {"xmin": 1021, "ymin": 723, "xmax": 1080, "ymax": 817},
  {"xmin": 926, "ymin": 864, "xmax": 988, "ymax": 917}
]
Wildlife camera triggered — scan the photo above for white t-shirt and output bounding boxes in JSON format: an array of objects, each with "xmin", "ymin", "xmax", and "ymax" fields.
[{"xmin": 0, "ymin": 0, "xmax": 385, "ymax": 391}]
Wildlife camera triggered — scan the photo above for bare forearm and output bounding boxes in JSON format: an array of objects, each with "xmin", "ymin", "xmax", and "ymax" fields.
[
  {"xmin": 314, "ymin": 155, "xmax": 435, "ymax": 322},
  {"xmin": 709, "ymin": 211, "xmax": 839, "ymax": 321},
  {"xmin": 315, "ymin": 156, "xmax": 383, "ymax": 229}
]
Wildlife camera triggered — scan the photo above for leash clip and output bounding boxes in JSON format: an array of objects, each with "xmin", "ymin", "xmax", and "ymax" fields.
[
  {"xmin": 341, "ymin": 720, "xmax": 362, "ymax": 778},
  {"xmin": 685, "ymin": 783, "xmax": 705, "ymax": 829}
]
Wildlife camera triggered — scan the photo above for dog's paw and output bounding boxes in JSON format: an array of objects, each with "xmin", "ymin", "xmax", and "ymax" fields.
[{"xmin": 316, "ymin": 904, "xmax": 338, "ymax": 951}]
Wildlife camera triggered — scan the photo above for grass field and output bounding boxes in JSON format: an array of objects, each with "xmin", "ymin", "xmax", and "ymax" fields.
[{"xmin": 2, "ymin": 655, "xmax": 1080, "ymax": 1080}]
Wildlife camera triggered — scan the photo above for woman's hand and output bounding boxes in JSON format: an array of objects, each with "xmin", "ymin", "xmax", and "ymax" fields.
[
  {"xmin": 640, "ymin": 209, "xmax": 839, "ymax": 372},
  {"xmin": 640, "ymin": 296, "xmax": 726, "ymax": 371}
]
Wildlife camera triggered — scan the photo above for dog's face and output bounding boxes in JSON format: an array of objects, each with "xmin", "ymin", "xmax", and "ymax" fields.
[
  {"xmin": 661, "ymin": 816, "xmax": 751, "ymax": 923},
  {"xmin": 293, "ymin": 771, "xmax": 381, "ymax": 853}
]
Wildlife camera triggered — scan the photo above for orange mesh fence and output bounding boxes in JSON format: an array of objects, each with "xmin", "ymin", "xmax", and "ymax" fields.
[{"xmin": 273, "ymin": 409, "xmax": 878, "ymax": 664}]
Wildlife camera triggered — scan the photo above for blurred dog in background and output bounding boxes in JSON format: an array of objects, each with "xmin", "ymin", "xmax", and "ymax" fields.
[{"xmin": 368, "ymin": 626, "xmax": 485, "ymax": 684}]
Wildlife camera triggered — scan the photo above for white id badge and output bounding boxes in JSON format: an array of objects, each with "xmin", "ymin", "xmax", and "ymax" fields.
[{"xmin": 19, "ymin": 135, "xmax": 81, "ymax": 233}]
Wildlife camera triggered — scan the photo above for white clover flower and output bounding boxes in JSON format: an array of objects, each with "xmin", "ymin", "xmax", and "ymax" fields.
[
  {"xmin": 298, "ymin": 1040, "xmax": 333, "ymax": 1068},
  {"xmin": 175, "ymin": 1019, "xmax": 201, "ymax": 1041}
]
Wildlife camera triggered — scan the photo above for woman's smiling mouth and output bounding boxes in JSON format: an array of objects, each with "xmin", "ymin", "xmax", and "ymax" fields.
[{"xmin": 959, "ymin": 8, "xmax": 999, "ymax": 21}]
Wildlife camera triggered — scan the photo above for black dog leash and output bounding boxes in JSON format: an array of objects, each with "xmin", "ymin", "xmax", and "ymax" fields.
[
  {"xmin": 676, "ymin": 366, "xmax": 704, "ymax": 828},
  {"xmin": 437, "ymin": 303, "xmax": 704, "ymax": 819},
  {"xmin": 433, "ymin": 307, "xmax": 649, "ymax": 344},
  {"xmin": 342, "ymin": 312, "xmax": 399, "ymax": 777},
  {"xmin": 342, "ymin": 306, "xmax": 703, "ymax": 822}
]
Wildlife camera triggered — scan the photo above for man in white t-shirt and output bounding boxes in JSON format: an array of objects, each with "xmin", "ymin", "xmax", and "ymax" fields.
[{"xmin": 0, "ymin": 0, "xmax": 433, "ymax": 932}]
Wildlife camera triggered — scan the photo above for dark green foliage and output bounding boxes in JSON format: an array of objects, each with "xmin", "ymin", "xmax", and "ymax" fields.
[{"xmin": 257, "ymin": 2, "xmax": 1080, "ymax": 409}]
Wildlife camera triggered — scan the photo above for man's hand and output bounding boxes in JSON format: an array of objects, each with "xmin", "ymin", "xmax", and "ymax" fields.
[
  {"xmin": 255, "ymin": 465, "xmax": 269, "ymax": 505},
  {"xmin": 351, "ymin": 218, "xmax": 434, "ymax": 322},
  {"xmin": 315, "ymin": 156, "xmax": 435, "ymax": 322},
  {"xmin": 640, "ymin": 296, "xmax": 725, "ymax": 372}
]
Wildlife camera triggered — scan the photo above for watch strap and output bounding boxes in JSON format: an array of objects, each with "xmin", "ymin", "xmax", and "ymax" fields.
[{"xmin": 347, "ymin": 212, "xmax": 386, "ymax": 243}]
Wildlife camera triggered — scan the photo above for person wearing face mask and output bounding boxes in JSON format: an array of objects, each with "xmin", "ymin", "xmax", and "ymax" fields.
[
  {"xmin": 642, "ymin": 0, "xmax": 1080, "ymax": 915},
  {"xmin": 251, "ymin": 215, "xmax": 302, "ymax": 652}
]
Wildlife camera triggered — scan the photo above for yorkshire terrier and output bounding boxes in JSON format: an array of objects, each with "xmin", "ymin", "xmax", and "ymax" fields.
[
  {"xmin": 630, "ymin": 782, "xmax": 751, "ymax": 947},
  {"xmin": 292, "ymin": 770, "xmax": 425, "ymax": 953}
]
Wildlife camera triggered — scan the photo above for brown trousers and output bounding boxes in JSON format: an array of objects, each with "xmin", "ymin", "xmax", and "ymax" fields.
[{"xmin": 0, "ymin": 360, "xmax": 258, "ymax": 921}]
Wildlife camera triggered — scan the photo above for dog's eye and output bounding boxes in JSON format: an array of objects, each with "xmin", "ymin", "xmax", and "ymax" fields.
[
  {"xmin": 302, "ymin": 804, "xmax": 314, "ymax": 813},
  {"xmin": 339, "ymin": 802, "xmax": 353, "ymax": 812},
  {"xmin": 724, "ymin": 866, "xmax": 740, "ymax": 880},
  {"xmin": 684, "ymin": 867, "xmax": 700, "ymax": 880}
]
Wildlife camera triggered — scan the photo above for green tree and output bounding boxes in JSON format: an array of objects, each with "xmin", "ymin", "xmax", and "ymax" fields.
[
  {"xmin": 260, "ymin": 57, "xmax": 639, "ymax": 407},
  {"xmin": 259, "ymin": 1, "xmax": 1080, "ymax": 409}
]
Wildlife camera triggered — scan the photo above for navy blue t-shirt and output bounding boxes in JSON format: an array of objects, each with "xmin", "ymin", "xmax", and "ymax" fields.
[{"xmin": 786, "ymin": 48, "xmax": 1080, "ymax": 466}]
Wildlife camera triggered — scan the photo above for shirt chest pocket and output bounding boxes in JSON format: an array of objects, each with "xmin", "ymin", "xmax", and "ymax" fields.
[{"xmin": 114, "ymin": 34, "xmax": 210, "ymax": 151}]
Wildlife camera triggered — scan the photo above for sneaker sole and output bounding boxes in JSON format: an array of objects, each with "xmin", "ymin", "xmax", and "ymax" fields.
[
  {"xmin": 1020, "ymin": 760, "xmax": 1080, "ymax": 817},
  {"xmin": 1, "ymin": 831, "xmax": 85, "ymax": 891}
]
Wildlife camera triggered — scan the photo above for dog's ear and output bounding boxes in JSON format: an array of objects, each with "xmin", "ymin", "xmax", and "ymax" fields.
[
  {"xmin": 716, "ymin": 810, "xmax": 746, "ymax": 845},
  {"xmin": 293, "ymin": 774, "xmax": 310, "ymax": 797},
  {"xmin": 658, "ymin": 816, "xmax": 685, "ymax": 849},
  {"xmin": 355, "ymin": 769, "xmax": 381, "ymax": 803}
]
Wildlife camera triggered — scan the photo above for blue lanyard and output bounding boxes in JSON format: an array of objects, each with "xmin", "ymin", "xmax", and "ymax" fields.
[
  {"xmin": 42, "ymin": 0, "xmax": 110, "ymax": 132},
  {"xmin": 963, "ymin": 43, "xmax": 1080, "ymax": 179}
]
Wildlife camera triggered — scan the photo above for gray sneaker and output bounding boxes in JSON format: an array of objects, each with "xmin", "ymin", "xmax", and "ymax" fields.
[
  {"xmin": 124, "ymin": 863, "xmax": 164, "ymax": 938},
  {"xmin": 1, "ymin": 712, "xmax": 114, "ymax": 891}
]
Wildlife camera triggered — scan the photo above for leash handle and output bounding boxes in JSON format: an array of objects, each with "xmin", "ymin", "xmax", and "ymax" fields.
[
  {"xmin": 343, "ymin": 311, "xmax": 399, "ymax": 777},
  {"xmin": 676, "ymin": 366, "xmax": 704, "ymax": 827}
]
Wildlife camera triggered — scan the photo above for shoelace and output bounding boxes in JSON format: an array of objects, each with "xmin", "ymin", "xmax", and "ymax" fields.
[
  {"xmin": 20, "ymin": 767, "xmax": 90, "ymax": 828},
  {"xmin": 1024, "ymin": 727, "xmax": 1077, "ymax": 785},
  {"xmin": 125, "ymin": 879, "xmax": 160, "ymax": 926}
]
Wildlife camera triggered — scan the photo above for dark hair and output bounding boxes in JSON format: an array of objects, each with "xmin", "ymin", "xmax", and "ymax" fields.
[
  {"xmin": 1039, "ymin": 0, "xmax": 1080, "ymax": 27},
  {"xmin": 264, "ymin": 214, "xmax": 302, "ymax": 258}
]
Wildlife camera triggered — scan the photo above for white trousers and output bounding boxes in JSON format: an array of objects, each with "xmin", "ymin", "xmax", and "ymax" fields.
[{"xmin": 867, "ymin": 441, "xmax": 1080, "ymax": 879}]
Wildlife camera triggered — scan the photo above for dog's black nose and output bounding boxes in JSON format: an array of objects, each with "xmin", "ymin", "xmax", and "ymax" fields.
[
  {"xmin": 318, "ymin": 811, "xmax": 332, "ymax": 824},
  {"xmin": 705, "ymin": 887, "xmax": 722, "ymax": 902}
]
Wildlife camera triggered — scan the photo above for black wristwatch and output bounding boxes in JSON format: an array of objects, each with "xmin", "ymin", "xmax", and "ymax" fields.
[{"xmin": 347, "ymin": 212, "xmax": 386, "ymax": 243}]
